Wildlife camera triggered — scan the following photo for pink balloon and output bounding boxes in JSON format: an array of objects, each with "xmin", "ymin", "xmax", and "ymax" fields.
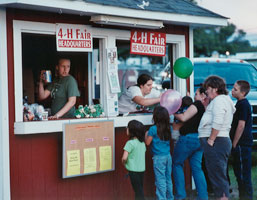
[{"xmin": 160, "ymin": 89, "xmax": 182, "ymax": 115}]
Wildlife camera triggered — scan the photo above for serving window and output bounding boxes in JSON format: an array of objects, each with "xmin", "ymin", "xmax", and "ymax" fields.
[
  {"xmin": 116, "ymin": 33, "xmax": 187, "ymax": 99},
  {"xmin": 14, "ymin": 21, "xmax": 102, "ymax": 123},
  {"xmin": 22, "ymin": 33, "xmax": 91, "ymax": 105},
  {"xmin": 21, "ymin": 34, "xmax": 102, "ymax": 120},
  {"xmin": 13, "ymin": 20, "xmax": 187, "ymax": 133},
  {"xmin": 117, "ymin": 40, "xmax": 173, "ymax": 97}
]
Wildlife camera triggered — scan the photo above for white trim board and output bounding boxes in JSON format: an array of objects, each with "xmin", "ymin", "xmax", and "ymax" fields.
[
  {"xmin": 0, "ymin": 0, "xmax": 227, "ymax": 27},
  {"xmin": 0, "ymin": 8, "xmax": 11, "ymax": 200},
  {"xmin": 14, "ymin": 115, "xmax": 154, "ymax": 134},
  {"xmin": 189, "ymin": 27, "xmax": 194, "ymax": 98}
]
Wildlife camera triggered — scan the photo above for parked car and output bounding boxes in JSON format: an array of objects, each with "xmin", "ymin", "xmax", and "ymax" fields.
[{"xmin": 162, "ymin": 58, "xmax": 257, "ymax": 143}]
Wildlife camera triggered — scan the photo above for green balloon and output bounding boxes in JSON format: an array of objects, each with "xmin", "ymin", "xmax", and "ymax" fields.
[{"xmin": 173, "ymin": 57, "xmax": 193, "ymax": 79}]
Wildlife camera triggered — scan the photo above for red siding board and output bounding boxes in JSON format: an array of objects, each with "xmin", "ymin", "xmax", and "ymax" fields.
[
  {"xmin": 31, "ymin": 137, "xmax": 46, "ymax": 200},
  {"xmin": 7, "ymin": 8, "xmax": 191, "ymax": 200},
  {"xmin": 19, "ymin": 137, "xmax": 33, "ymax": 200},
  {"xmin": 114, "ymin": 128, "xmax": 135, "ymax": 200},
  {"xmin": 31, "ymin": 134, "xmax": 59, "ymax": 200},
  {"xmin": 44, "ymin": 134, "xmax": 59, "ymax": 200}
]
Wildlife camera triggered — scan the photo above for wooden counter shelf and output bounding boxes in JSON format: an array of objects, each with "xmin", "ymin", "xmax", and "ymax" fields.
[{"xmin": 14, "ymin": 114, "xmax": 153, "ymax": 134}]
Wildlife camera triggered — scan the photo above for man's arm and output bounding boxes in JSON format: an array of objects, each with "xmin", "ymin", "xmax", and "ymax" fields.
[
  {"xmin": 38, "ymin": 81, "xmax": 51, "ymax": 100},
  {"xmin": 38, "ymin": 70, "xmax": 51, "ymax": 100},
  {"xmin": 232, "ymin": 120, "xmax": 245, "ymax": 148},
  {"xmin": 49, "ymin": 96, "xmax": 76, "ymax": 119}
]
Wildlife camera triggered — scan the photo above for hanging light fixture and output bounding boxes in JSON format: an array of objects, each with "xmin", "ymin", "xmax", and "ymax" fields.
[{"xmin": 90, "ymin": 15, "xmax": 164, "ymax": 29}]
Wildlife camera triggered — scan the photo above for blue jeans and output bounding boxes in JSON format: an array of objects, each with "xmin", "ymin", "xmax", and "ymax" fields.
[
  {"xmin": 153, "ymin": 154, "xmax": 174, "ymax": 200},
  {"xmin": 231, "ymin": 145, "xmax": 253, "ymax": 200},
  {"xmin": 200, "ymin": 137, "xmax": 231, "ymax": 198},
  {"xmin": 173, "ymin": 133, "xmax": 208, "ymax": 200}
]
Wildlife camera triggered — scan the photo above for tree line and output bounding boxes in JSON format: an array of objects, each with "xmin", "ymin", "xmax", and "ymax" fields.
[
  {"xmin": 188, "ymin": 0, "xmax": 257, "ymax": 57},
  {"xmin": 194, "ymin": 23, "xmax": 257, "ymax": 57}
]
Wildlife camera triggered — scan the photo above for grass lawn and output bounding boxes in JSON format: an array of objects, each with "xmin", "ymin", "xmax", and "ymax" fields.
[{"xmin": 228, "ymin": 151, "xmax": 257, "ymax": 200}]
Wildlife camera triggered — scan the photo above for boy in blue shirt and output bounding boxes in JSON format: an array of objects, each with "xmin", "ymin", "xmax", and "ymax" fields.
[{"xmin": 230, "ymin": 80, "xmax": 253, "ymax": 200}]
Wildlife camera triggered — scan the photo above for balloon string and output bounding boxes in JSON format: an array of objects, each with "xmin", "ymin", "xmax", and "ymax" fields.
[{"xmin": 186, "ymin": 77, "xmax": 190, "ymax": 96}]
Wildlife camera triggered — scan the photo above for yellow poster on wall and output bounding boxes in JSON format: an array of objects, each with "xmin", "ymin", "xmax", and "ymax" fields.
[
  {"xmin": 67, "ymin": 150, "xmax": 81, "ymax": 176},
  {"xmin": 99, "ymin": 146, "xmax": 112, "ymax": 171},
  {"xmin": 84, "ymin": 148, "xmax": 97, "ymax": 173}
]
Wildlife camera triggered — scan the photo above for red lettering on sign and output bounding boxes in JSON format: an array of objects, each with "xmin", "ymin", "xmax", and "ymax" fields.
[
  {"xmin": 67, "ymin": 29, "xmax": 73, "ymax": 39},
  {"xmin": 130, "ymin": 30, "xmax": 166, "ymax": 56},
  {"xmin": 87, "ymin": 32, "xmax": 91, "ymax": 40},
  {"xmin": 76, "ymin": 29, "xmax": 80, "ymax": 39},
  {"xmin": 58, "ymin": 28, "xmax": 63, "ymax": 38}
]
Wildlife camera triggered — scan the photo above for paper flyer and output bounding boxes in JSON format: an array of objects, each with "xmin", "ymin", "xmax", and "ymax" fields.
[
  {"xmin": 67, "ymin": 150, "xmax": 81, "ymax": 176},
  {"xmin": 99, "ymin": 146, "xmax": 112, "ymax": 171},
  {"xmin": 84, "ymin": 148, "xmax": 97, "ymax": 173}
]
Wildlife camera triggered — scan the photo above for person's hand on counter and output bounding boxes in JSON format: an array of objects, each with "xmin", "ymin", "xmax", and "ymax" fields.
[
  {"xmin": 48, "ymin": 113, "xmax": 60, "ymax": 120},
  {"xmin": 47, "ymin": 96, "xmax": 76, "ymax": 120}
]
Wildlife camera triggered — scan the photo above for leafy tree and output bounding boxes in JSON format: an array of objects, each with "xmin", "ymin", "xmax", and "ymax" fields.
[
  {"xmin": 193, "ymin": 23, "xmax": 255, "ymax": 57},
  {"xmin": 189, "ymin": 0, "xmax": 257, "ymax": 56}
]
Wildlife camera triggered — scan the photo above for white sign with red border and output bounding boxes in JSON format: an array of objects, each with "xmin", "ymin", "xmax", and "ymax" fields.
[
  {"xmin": 130, "ymin": 30, "xmax": 166, "ymax": 56},
  {"xmin": 56, "ymin": 24, "xmax": 92, "ymax": 52}
]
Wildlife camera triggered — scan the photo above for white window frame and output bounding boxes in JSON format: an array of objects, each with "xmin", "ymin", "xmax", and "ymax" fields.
[
  {"xmin": 13, "ymin": 20, "xmax": 110, "ymax": 134},
  {"xmin": 107, "ymin": 29, "xmax": 187, "ymax": 96},
  {"xmin": 0, "ymin": 8, "xmax": 11, "ymax": 200},
  {"xmin": 13, "ymin": 20, "xmax": 109, "ymax": 122},
  {"xmin": 13, "ymin": 20, "xmax": 186, "ymax": 134},
  {"xmin": 13, "ymin": 20, "xmax": 56, "ymax": 122}
]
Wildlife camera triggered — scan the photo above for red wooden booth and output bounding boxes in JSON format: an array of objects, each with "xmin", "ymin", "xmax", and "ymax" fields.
[{"xmin": 0, "ymin": 1, "xmax": 227, "ymax": 199}]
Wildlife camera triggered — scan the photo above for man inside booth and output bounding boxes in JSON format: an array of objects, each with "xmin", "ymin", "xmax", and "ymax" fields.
[{"xmin": 38, "ymin": 57, "xmax": 80, "ymax": 119}]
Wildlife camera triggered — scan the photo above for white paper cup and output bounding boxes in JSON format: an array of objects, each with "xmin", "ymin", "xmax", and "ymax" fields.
[{"xmin": 42, "ymin": 111, "xmax": 48, "ymax": 121}]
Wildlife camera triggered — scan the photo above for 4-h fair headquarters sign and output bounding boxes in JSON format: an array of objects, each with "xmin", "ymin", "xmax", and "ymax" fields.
[
  {"xmin": 130, "ymin": 30, "xmax": 166, "ymax": 56},
  {"xmin": 56, "ymin": 23, "xmax": 93, "ymax": 52}
]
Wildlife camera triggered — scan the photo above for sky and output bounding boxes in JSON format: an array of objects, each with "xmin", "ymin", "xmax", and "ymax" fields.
[{"xmin": 196, "ymin": 0, "xmax": 257, "ymax": 46}]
